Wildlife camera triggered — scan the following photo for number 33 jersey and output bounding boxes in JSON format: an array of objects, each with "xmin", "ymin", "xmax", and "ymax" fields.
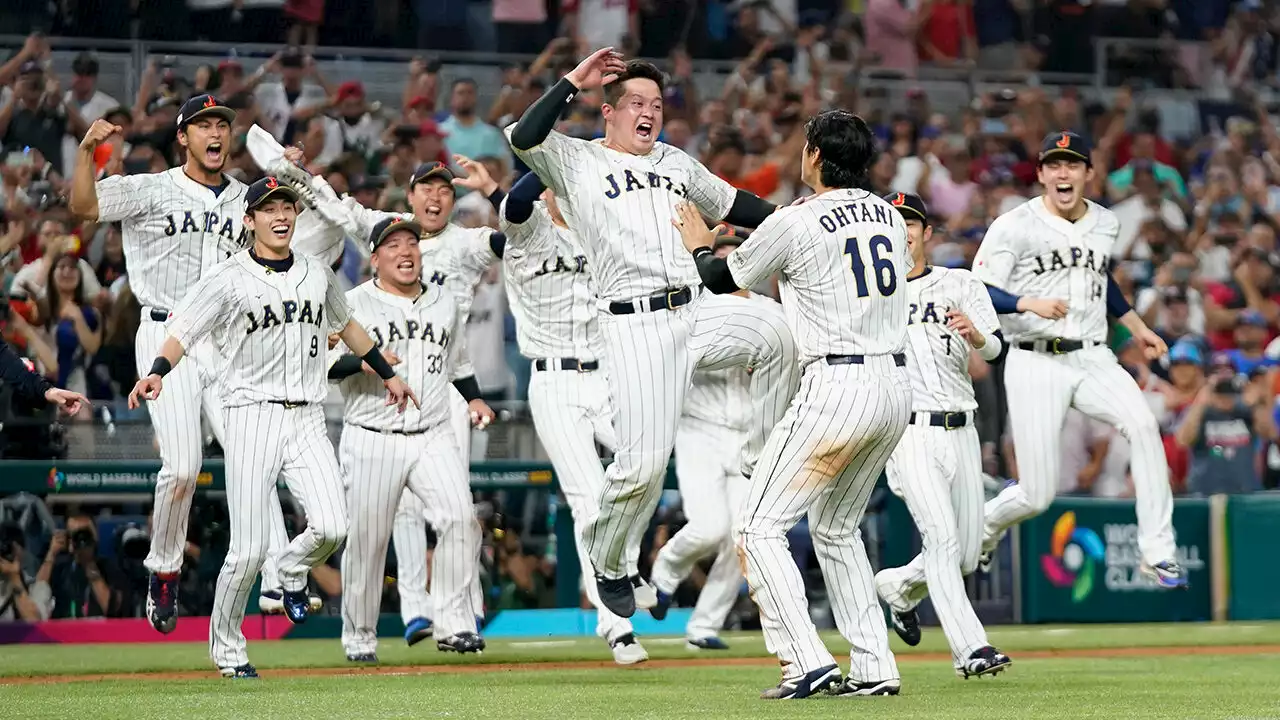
[
  {"xmin": 902, "ymin": 267, "xmax": 1001, "ymax": 413},
  {"xmin": 330, "ymin": 280, "xmax": 467, "ymax": 433},
  {"xmin": 727, "ymin": 189, "xmax": 910, "ymax": 364}
]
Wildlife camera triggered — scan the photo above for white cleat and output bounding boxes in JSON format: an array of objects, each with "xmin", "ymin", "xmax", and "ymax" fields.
[
  {"xmin": 631, "ymin": 576, "xmax": 658, "ymax": 610},
  {"xmin": 609, "ymin": 633, "xmax": 649, "ymax": 665}
]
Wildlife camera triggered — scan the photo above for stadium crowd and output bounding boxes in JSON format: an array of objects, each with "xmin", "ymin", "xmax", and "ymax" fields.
[{"xmin": 0, "ymin": 0, "xmax": 1278, "ymax": 621}]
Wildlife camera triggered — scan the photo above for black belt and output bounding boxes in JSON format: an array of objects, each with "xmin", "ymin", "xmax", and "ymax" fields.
[
  {"xmin": 826, "ymin": 353, "xmax": 907, "ymax": 367},
  {"xmin": 1017, "ymin": 338, "xmax": 1098, "ymax": 354},
  {"xmin": 533, "ymin": 358, "xmax": 599, "ymax": 372},
  {"xmin": 149, "ymin": 308, "xmax": 170, "ymax": 322},
  {"xmin": 268, "ymin": 400, "xmax": 309, "ymax": 408},
  {"xmin": 912, "ymin": 411, "xmax": 968, "ymax": 430},
  {"xmin": 608, "ymin": 287, "xmax": 694, "ymax": 315},
  {"xmin": 353, "ymin": 423, "xmax": 428, "ymax": 436}
]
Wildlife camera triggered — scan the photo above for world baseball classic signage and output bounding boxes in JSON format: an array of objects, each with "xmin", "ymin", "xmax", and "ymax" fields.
[{"xmin": 1021, "ymin": 498, "xmax": 1212, "ymax": 623}]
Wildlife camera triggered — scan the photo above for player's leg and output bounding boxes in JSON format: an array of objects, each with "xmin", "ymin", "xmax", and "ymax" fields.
[
  {"xmin": 339, "ymin": 427, "xmax": 408, "ymax": 659},
  {"xmin": 391, "ymin": 491, "xmax": 433, "ymax": 630},
  {"xmin": 527, "ymin": 371, "xmax": 637, "ymax": 654},
  {"xmin": 275, "ymin": 407, "xmax": 349, "ymax": 597},
  {"xmin": 1071, "ymin": 353, "xmax": 1179, "ymax": 571},
  {"xmin": 209, "ymin": 404, "xmax": 286, "ymax": 672},
  {"xmin": 685, "ymin": 448, "xmax": 751, "ymax": 645},
  {"xmin": 449, "ymin": 389, "xmax": 485, "ymax": 619},
  {"xmin": 874, "ymin": 427, "xmax": 939, "ymax": 618},
  {"xmin": 588, "ymin": 368, "xmax": 646, "ymax": 588},
  {"xmin": 981, "ymin": 350, "xmax": 1075, "ymax": 552},
  {"xmin": 583, "ymin": 309, "xmax": 692, "ymax": 614}
]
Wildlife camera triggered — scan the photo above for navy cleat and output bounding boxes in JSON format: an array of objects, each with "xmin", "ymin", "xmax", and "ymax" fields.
[
  {"xmin": 220, "ymin": 663, "xmax": 259, "ymax": 679},
  {"xmin": 404, "ymin": 616, "xmax": 433, "ymax": 646},
  {"xmin": 437, "ymin": 631, "xmax": 486, "ymax": 654},
  {"xmin": 649, "ymin": 588, "xmax": 673, "ymax": 621},
  {"xmin": 686, "ymin": 636, "xmax": 729, "ymax": 650},
  {"xmin": 346, "ymin": 653, "xmax": 378, "ymax": 663},
  {"xmin": 595, "ymin": 574, "xmax": 636, "ymax": 618},
  {"xmin": 761, "ymin": 664, "xmax": 841, "ymax": 699},
  {"xmin": 1142, "ymin": 561, "xmax": 1188, "ymax": 589},
  {"xmin": 260, "ymin": 588, "xmax": 323, "ymax": 614},
  {"xmin": 146, "ymin": 573, "xmax": 179, "ymax": 634},
  {"xmin": 888, "ymin": 608, "xmax": 921, "ymax": 646},
  {"xmin": 281, "ymin": 588, "xmax": 310, "ymax": 624},
  {"xmin": 956, "ymin": 646, "xmax": 1012, "ymax": 679},
  {"xmin": 829, "ymin": 678, "xmax": 901, "ymax": 696}
]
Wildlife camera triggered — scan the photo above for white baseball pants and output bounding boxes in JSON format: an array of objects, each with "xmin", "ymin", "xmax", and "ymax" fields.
[
  {"xmin": 879, "ymin": 420, "xmax": 988, "ymax": 664},
  {"xmin": 738, "ymin": 357, "xmax": 911, "ymax": 683},
  {"xmin": 340, "ymin": 422, "xmax": 480, "ymax": 656},
  {"xmin": 985, "ymin": 347, "xmax": 1177, "ymax": 565},
  {"xmin": 527, "ymin": 363, "xmax": 634, "ymax": 642},
  {"xmin": 651, "ymin": 415, "xmax": 748, "ymax": 640},
  {"xmin": 210, "ymin": 403, "xmax": 347, "ymax": 669},
  {"xmin": 136, "ymin": 317, "xmax": 290, "ymax": 586},
  {"xmin": 583, "ymin": 292, "xmax": 798, "ymax": 581}
]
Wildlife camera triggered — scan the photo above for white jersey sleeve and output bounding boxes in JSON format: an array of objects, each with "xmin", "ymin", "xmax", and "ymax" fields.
[
  {"xmin": 669, "ymin": 145, "xmax": 736, "ymax": 221},
  {"xmin": 498, "ymin": 197, "xmax": 556, "ymax": 254},
  {"xmin": 446, "ymin": 300, "xmax": 470, "ymax": 382},
  {"xmin": 504, "ymin": 124, "xmax": 587, "ymax": 197},
  {"xmin": 292, "ymin": 208, "xmax": 347, "ymax": 267},
  {"xmin": 166, "ymin": 263, "xmax": 237, "ymax": 351},
  {"xmin": 323, "ymin": 265, "xmax": 353, "ymax": 334},
  {"xmin": 961, "ymin": 270, "xmax": 1002, "ymax": 337},
  {"xmin": 96, "ymin": 174, "xmax": 154, "ymax": 222},
  {"xmin": 971, "ymin": 213, "xmax": 1022, "ymax": 290},
  {"xmin": 727, "ymin": 208, "xmax": 794, "ymax": 290},
  {"xmin": 455, "ymin": 225, "xmax": 500, "ymax": 279}
]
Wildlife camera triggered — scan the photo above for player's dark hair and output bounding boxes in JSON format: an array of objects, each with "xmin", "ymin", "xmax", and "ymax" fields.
[
  {"xmin": 804, "ymin": 110, "xmax": 877, "ymax": 190},
  {"xmin": 603, "ymin": 61, "xmax": 666, "ymax": 107}
]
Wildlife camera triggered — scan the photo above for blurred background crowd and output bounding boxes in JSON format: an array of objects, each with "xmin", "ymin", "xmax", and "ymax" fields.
[{"xmin": 0, "ymin": 0, "xmax": 1278, "ymax": 623}]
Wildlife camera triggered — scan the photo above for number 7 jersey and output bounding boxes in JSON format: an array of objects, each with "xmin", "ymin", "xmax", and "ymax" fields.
[
  {"xmin": 902, "ymin": 267, "xmax": 1001, "ymax": 412},
  {"xmin": 727, "ymin": 189, "xmax": 911, "ymax": 364}
]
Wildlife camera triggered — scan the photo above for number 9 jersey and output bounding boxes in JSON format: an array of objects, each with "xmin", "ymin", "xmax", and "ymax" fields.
[{"xmin": 726, "ymin": 189, "xmax": 911, "ymax": 364}]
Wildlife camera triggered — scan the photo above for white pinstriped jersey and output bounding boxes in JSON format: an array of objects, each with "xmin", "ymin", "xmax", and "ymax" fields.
[
  {"xmin": 972, "ymin": 196, "xmax": 1116, "ymax": 344},
  {"xmin": 499, "ymin": 199, "xmax": 602, "ymax": 361},
  {"xmin": 96, "ymin": 168, "xmax": 250, "ymax": 312},
  {"xmin": 727, "ymin": 189, "xmax": 911, "ymax": 364},
  {"xmin": 166, "ymin": 250, "xmax": 351, "ymax": 407},
  {"xmin": 504, "ymin": 125, "xmax": 736, "ymax": 302},
  {"xmin": 331, "ymin": 281, "xmax": 464, "ymax": 433},
  {"xmin": 682, "ymin": 294, "xmax": 774, "ymax": 432},
  {"xmin": 903, "ymin": 267, "xmax": 1001, "ymax": 413}
]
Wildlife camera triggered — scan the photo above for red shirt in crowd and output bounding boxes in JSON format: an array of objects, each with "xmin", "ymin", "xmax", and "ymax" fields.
[
  {"xmin": 1204, "ymin": 281, "xmax": 1280, "ymax": 350},
  {"xmin": 918, "ymin": 0, "xmax": 975, "ymax": 62}
]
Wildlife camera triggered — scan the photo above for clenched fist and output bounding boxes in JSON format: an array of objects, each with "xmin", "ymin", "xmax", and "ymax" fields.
[{"xmin": 80, "ymin": 119, "xmax": 122, "ymax": 152}]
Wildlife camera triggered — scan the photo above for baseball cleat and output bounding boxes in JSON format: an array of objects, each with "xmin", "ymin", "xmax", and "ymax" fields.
[
  {"xmin": 888, "ymin": 608, "xmax": 921, "ymax": 647},
  {"xmin": 146, "ymin": 573, "xmax": 179, "ymax": 634},
  {"xmin": 220, "ymin": 663, "xmax": 259, "ymax": 679},
  {"xmin": 1141, "ymin": 561, "xmax": 1188, "ymax": 589},
  {"xmin": 259, "ymin": 589, "xmax": 323, "ymax": 614},
  {"xmin": 978, "ymin": 552, "xmax": 993, "ymax": 573},
  {"xmin": 761, "ymin": 664, "xmax": 841, "ymax": 700},
  {"xmin": 595, "ymin": 574, "xmax": 636, "ymax": 618},
  {"xmin": 404, "ymin": 616, "xmax": 433, "ymax": 646},
  {"xmin": 281, "ymin": 589, "xmax": 310, "ymax": 624},
  {"xmin": 649, "ymin": 588, "xmax": 673, "ymax": 621},
  {"xmin": 631, "ymin": 575, "xmax": 658, "ymax": 609},
  {"xmin": 436, "ymin": 631, "xmax": 486, "ymax": 654},
  {"xmin": 609, "ymin": 633, "xmax": 649, "ymax": 665},
  {"xmin": 346, "ymin": 653, "xmax": 378, "ymax": 663},
  {"xmin": 686, "ymin": 636, "xmax": 730, "ymax": 651},
  {"xmin": 956, "ymin": 646, "xmax": 1012, "ymax": 679},
  {"xmin": 829, "ymin": 678, "xmax": 901, "ymax": 697}
]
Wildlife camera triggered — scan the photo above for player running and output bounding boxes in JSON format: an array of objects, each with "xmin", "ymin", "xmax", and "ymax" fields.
[
  {"xmin": 971, "ymin": 132, "xmax": 1184, "ymax": 588},
  {"xmin": 871, "ymin": 192, "xmax": 1013, "ymax": 680},
  {"xmin": 508, "ymin": 49, "xmax": 797, "ymax": 618},
  {"xmin": 677, "ymin": 110, "xmax": 908, "ymax": 699},
  {"xmin": 128, "ymin": 177, "xmax": 417, "ymax": 679}
]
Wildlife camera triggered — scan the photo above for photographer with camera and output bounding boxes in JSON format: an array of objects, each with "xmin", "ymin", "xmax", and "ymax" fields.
[
  {"xmin": 0, "ymin": 521, "xmax": 53, "ymax": 621},
  {"xmin": 48, "ymin": 512, "xmax": 126, "ymax": 618},
  {"xmin": 1175, "ymin": 363, "xmax": 1280, "ymax": 496}
]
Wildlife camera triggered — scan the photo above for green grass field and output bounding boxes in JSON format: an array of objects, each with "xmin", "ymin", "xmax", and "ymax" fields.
[{"xmin": 4, "ymin": 623, "xmax": 1279, "ymax": 720}]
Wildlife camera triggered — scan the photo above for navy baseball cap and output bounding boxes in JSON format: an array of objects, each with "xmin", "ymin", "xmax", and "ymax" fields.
[
  {"xmin": 368, "ymin": 216, "xmax": 423, "ymax": 253},
  {"xmin": 409, "ymin": 161, "xmax": 454, "ymax": 188},
  {"xmin": 884, "ymin": 192, "xmax": 928, "ymax": 223},
  {"xmin": 176, "ymin": 93, "xmax": 236, "ymax": 128},
  {"xmin": 244, "ymin": 176, "xmax": 300, "ymax": 211},
  {"xmin": 1038, "ymin": 131, "xmax": 1093, "ymax": 166}
]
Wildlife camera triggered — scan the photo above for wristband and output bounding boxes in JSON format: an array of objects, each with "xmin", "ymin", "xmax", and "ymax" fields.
[
  {"xmin": 362, "ymin": 347, "xmax": 397, "ymax": 381},
  {"xmin": 452, "ymin": 376, "xmax": 482, "ymax": 402},
  {"xmin": 149, "ymin": 357, "xmax": 172, "ymax": 378}
]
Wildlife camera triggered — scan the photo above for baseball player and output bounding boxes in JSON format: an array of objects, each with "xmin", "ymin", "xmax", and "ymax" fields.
[
  {"xmin": 335, "ymin": 217, "xmax": 487, "ymax": 661},
  {"xmin": 871, "ymin": 192, "xmax": 1013, "ymax": 680},
  {"xmin": 647, "ymin": 234, "xmax": 780, "ymax": 651},
  {"xmin": 675, "ymin": 110, "xmax": 910, "ymax": 699},
  {"xmin": 496, "ymin": 169, "xmax": 648, "ymax": 664},
  {"xmin": 508, "ymin": 50, "xmax": 798, "ymax": 618},
  {"xmin": 971, "ymin": 132, "xmax": 1184, "ymax": 588},
  {"xmin": 69, "ymin": 98, "xmax": 297, "ymax": 635},
  {"xmin": 127, "ymin": 177, "xmax": 416, "ymax": 678}
]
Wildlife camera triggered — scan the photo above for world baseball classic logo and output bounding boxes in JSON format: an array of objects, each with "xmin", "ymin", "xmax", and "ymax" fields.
[{"xmin": 1041, "ymin": 511, "xmax": 1105, "ymax": 602}]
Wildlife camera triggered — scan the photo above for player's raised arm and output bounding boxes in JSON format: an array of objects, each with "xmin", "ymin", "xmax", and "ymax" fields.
[
  {"xmin": 955, "ymin": 273, "xmax": 1008, "ymax": 363},
  {"xmin": 70, "ymin": 119, "xmax": 132, "ymax": 222},
  {"xmin": 448, "ymin": 155, "xmax": 510, "ymax": 260},
  {"xmin": 674, "ymin": 201, "xmax": 792, "ymax": 295},
  {"xmin": 678, "ymin": 144, "xmax": 778, "ymax": 230},
  {"xmin": 499, "ymin": 171, "xmax": 549, "ymax": 231}
]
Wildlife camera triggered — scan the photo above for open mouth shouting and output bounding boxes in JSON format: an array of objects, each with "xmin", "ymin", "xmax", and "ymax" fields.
[
  {"xmin": 636, "ymin": 121, "xmax": 654, "ymax": 141},
  {"xmin": 396, "ymin": 258, "xmax": 417, "ymax": 274},
  {"xmin": 205, "ymin": 140, "xmax": 225, "ymax": 165},
  {"xmin": 1052, "ymin": 183, "xmax": 1075, "ymax": 202},
  {"xmin": 424, "ymin": 203, "xmax": 443, "ymax": 220},
  {"xmin": 270, "ymin": 220, "xmax": 292, "ymax": 239}
]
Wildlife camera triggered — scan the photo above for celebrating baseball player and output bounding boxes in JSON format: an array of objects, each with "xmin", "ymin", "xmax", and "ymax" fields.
[
  {"xmin": 507, "ymin": 49, "xmax": 798, "ymax": 618},
  {"xmin": 647, "ymin": 233, "xmax": 781, "ymax": 651},
  {"xmin": 335, "ymin": 217, "xmax": 487, "ymax": 661},
  {"xmin": 871, "ymin": 192, "xmax": 1013, "ymax": 680},
  {"xmin": 972, "ymin": 132, "xmax": 1184, "ymax": 588},
  {"xmin": 676, "ymin": 110, "xmax": 909, "ymax": 699},
  {"xmin": 69, "ymin": 96, "xmax": 297, "ymax": 634},
  {"xmin": 494, "ymin": 169, "xmax": 648, "ymax": 663},
  {"xmin": 127, "ymin": 177, "xmax": 417, "ymax": 678}
]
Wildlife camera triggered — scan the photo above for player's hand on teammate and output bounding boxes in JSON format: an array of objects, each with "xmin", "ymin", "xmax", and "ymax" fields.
[
  {"xmin": 945, "ymin": 309, "xmax": 985, "ymax": 349},
  {"xmin": 451, "ymin": 155, "xmax": 499, "ymax": 196},
  {"xmin": 362, "ymin": 349, "xmax": 400, "ymax": 374},
  {"xmin": 672, "ymin": 200, "xmax": 723, "ymax": 254},
  {"xmin": 565, "ymin": 46, "xmax": 627, "ymax": 90},
  {"xmin": 44, "ymin": 388, "xmax": 89, "ymax": 416},
  {"xmin": 1020, "ymin": 297, "xmax": 1068, "ymax": 320},
  {"xmin": 127, "ymin": 375, "xmax": 164, "ymax": 409},
  {"xmin": 469, "ymin": 400, "xmax": 496, "ymax": 429},
  {"xmin": 382, "ymin": 376, "xmax": 419, "ymax": 413},
  {"xmin": 79, "ymin": 118, "xmax": 122, "ymax": 152}
]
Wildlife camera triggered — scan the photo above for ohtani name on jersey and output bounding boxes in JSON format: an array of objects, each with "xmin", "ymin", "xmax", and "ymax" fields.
[
  {"xmin": 245, "ymin": 300, "xmax": 325, "ymax": 334},
  {"xmin": 603, "ymin": 169, "xmax": 686, "ymax": 199},
  {"xmin": 533, "ymin": 254, "xmax": 587, "ymax": 276},
  {"xmin": 817, "ymin": 202, "xmax": 893, "ymax": 233},
  {"xmin": 908, "ymin": 301, "xmax": 950, "ymax": 326},
  {"xmin": 162, "ymin": 210, "xmax": 249, "ymax": 245},
  {"xmin": 367, "ymin": 318, "xmax": 452, "ymax": 350},
  {"xmin": 1031, "ymin": 247, "xmax": 1110, "ymax": 277}
]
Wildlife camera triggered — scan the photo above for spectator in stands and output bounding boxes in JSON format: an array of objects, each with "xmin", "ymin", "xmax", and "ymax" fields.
[
  {"xmin": 973, "ymin": 0, "xmax": 1025, "ymax": 70},
  {"xmin": 253, "ymin": 47, "xmax": 331, "ymax": 145},
  {"xmin": 49, "ymin": 511, "xmax": 128, "ymax": 618},
  {"xmin": 1176, "ymin": 366, "xmax": 1278, "ymax": 496},
  {"xmin": 1, "ymin": 61, "xmax": 89, "ymax": 177},
  {"xmin": 918, "ymin": 0, "xmax": 977, "ymax": 66},
  {"xmin": 332, "ymin": 81, "xmax": 384, "ymax": 158},
  {"xmin": 492, "ymin": 0, "xmax": 548, "ymax": 54},
  {"xmin": 1112, "ymin": 160, "xmax": 1189, "ymax": 263},
  {"xmin": 0, "ymin": 520, "xmax": 52, "ymax": 621},
  {"xmin": 41, "ymin": 251, "xmax": 102, "ymax": 409},
  {"xmin": 1223, "ymin": 310, "xmax": 1276, "ymax": 376},
  {"xmin": 1139, "ymin": 253, "xmax": 1207, "ymax": 344},
  {"xmin": 862, "ymin": 0, "xmax": 919, "ymax": 77},
  {"xmin": 10, "ymin": 222, "xmax": 102, "ymax": 308},
  {"xmin": 94, "ymin": 223, "xmax": 126, "ymax": 289},
  {"xmin": 1205, "ymin": 248, "xmax": 1280, "ymax": 350},
  {"xmin": 440, "ymin": 79, "xmax": 509, "ymax": 176}
]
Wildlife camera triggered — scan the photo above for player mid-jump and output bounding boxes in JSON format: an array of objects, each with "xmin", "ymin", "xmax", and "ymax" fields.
[
  {"xmin": 128, "ymin": 178, "xmax": 417, "ymax": 678},
  {"xmin": 677, "ymin": 110, "xmax": 910, "ymax": 700},
  {"xmin": 508, "ymin": 49, "xmax": 798, "ymax": 618},
  {"xmin": 971, "ymin": 132, "xmax": 1184, "ymax": 588}
]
